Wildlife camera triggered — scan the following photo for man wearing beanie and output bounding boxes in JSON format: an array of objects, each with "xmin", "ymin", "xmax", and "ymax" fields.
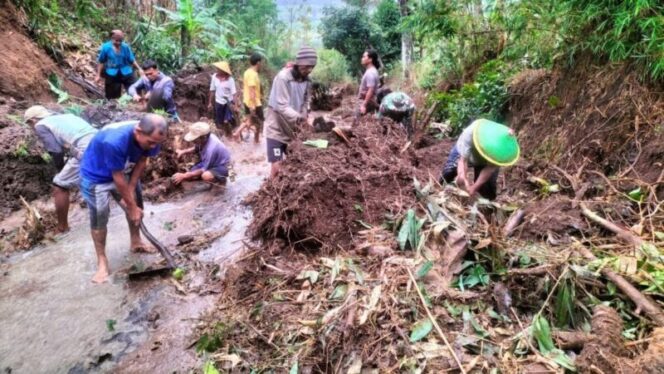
[{"xmin": 265, "ymin": 46, "xmax": 317, "ymax": 178}]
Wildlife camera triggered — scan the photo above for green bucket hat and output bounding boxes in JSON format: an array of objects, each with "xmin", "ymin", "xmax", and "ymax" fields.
[{"xmin": 472, "ymin": 119, "xmax": 520, "ymax": 166}]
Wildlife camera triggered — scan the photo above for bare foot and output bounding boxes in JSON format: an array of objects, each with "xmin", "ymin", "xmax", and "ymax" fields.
[
  {"xmin": 91, "ymin": 268, "xmax": 110, "ymax": 283},
  {"xmin": 56, "ymin": 225, "xmax": 70, "ymax": 234},
  {"xmin": 131, "ymin": 241, "xmax": 157, "ymax": 253}
]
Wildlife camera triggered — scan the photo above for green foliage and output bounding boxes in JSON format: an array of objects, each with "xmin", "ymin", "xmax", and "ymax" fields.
[
  {"xmin": 430, "ymin": 61, "xmax": 510, "ymax": 135},
  {"xmin": 402, "ymin": 0, "xmax": 456, "ymax": 42},
  {"xmin": 196, "ymin": 322, "xmax": 227, "ymax": 353},
  {"xmin": 310, "ymin": 49, "xmax": 352, "ymax": 85},
  {"xmin": 40, "ymin": 152, "xmax": 52, "ymax": 163},
  {"xmin": 320, "ymin": 6, "xmax": 383, "ymax": 74},
  {"xmin": 532, "ymin": 315, "xmax": 576, "ymax": 370},
  {"xmin": 155, "ymin": 0, "xmax": 218, "ymax": 59},
  {"xmin": 409, "ymin": 318, "xmax": 433, "ymax": 342},
  {"xmin": 455, "ymin": 262, "xmax": 490, "ymax": 290},
  {"xmin": 563, "ymin": 0, "xmax": 664, "ymax": 80},
  {"xmin": 132, "ymin": 22, "xmax": 182, "ymax": 73},
  {"xmin": 14, "ymin": 142, "xmax": 29, "ymax": 158},
  {"xmin": 397, "ymin": 209, "xmax": 426, "ymax": 251},
  {"xmin": 372, "ymin": 0, "xmax": 402, "ymax": 67}
]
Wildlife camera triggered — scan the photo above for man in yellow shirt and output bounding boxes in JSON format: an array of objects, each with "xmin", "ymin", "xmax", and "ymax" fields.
[{"xmin": 234, "ymin": 53, "xmax": 264, "ymax": 144}]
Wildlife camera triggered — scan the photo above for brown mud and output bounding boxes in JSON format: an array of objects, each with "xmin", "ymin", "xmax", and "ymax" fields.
[
  {"xmin": 0, "ymin": 2, "xmax": 85, "ymax": 101},
  {"xmin": 248, "ymin": 116, "xmax": 449, "ymax": 252}
]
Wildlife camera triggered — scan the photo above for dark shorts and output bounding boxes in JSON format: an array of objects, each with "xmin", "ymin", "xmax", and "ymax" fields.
[
  {"xmin": 104, "ymin": 72, "xmax": 136, "ymax": 100},
  {"xmin": 208, "ymin": 168, "xmax": 229, "ymax": 183},
  {"xmin": 80, "ymin": 178, "xmax": 144, "ymax": 230},
  {"xmin": 243, "ymin": 105, "xmax": 265, "ymax": 122},
  {"xmin": 214, "ymin": 102, "xmax": 236, "ymax": 136},
  {"xmin": 266, "ymin": 138, "xmax": 287, "ymax": 163},
  {"xmin": 440, "ymin": 145, "xmax": 499, "ymax": 200}
]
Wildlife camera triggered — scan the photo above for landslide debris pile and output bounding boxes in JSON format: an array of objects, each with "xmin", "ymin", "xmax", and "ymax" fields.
[
  {"xmin": 248, "ymin": 118, "xmax": 420, "ymax": 252},
  {"xmin": 200, "ymin": 179, "xmax": 664, "ymax": 372}
]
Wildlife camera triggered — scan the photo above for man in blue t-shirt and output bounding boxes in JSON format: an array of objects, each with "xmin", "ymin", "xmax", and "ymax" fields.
[
  {"xmin": 80, "ymin": 114, "xmax": 167, "ymax": 284},
  {"xmin": 95, "ymin": 30, "xmax": 143, "ymax": 99}
]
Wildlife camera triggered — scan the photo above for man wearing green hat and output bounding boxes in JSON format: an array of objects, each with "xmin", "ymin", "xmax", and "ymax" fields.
[
  {"xmin": 440, "ymin": 119, "xmax": 520, "ymax": 200},
  {"xmin": 24, "ymin": 105, "xmax": 98, "ymax": 233},
  {"xmin": 265, "ymin": 46, "xmax": 317, "ymax": 178},
  {"xmin": 376, "ymin": 88, "xmax": 416, "ymax": 138}
]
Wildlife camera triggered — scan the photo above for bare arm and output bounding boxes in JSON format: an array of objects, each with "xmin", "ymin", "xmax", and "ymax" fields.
[
  {"xmin": 112, "ymin": 167, "xmax": 142, "ymax": 224},
  {"xmin": 96, "ymin": 63, "xmax": 104, "ymax": 82},
  {"xmin": 363, "ymin": 86, "xmax": 376, "ymax": 106},
  {"xmin": 128, "ymin": 157, "xmax": 147, "ymax": 192},
  {"xmin": 208, "ymin": 91, "xmax": 214, "ymax": 108},
  {"xmin": 176, "ymin": 146, "xmax": 195, "ymax": 158},
  {"xmin": 468, "ymin": 166, "xmax": 498, "ymax": 197}
]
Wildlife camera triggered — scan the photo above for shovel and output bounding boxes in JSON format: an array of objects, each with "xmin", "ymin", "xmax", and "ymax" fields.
[{"xmin": 112, "ymin": 195, "xmax": 178, "ymax": 279}]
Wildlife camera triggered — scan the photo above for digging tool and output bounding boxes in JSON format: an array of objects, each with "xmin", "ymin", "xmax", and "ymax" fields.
[{"xmin": 111, "ymin": 195, "xmax": 178, "ymax": 279}]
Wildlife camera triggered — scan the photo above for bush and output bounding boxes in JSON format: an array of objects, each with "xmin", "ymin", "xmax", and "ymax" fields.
[
  {"xmin": 430, "ymin": 61, "xmax": 510, "ymax": 136},
  {"xmin": 319, "ymin": 6, "xmax": 383, "ymax": 74},
  {"xmin": 132, "ymin": 25, "xmax": 182, "ymax": 74},
  {"xmin": 310, "ymin": 49, "xmax": 352, "ymax": 86}
]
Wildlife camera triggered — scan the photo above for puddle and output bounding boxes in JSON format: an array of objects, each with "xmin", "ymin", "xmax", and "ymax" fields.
[{"xmin": 0, "ymin": 140, "xmax": 268, "ymax": 373}]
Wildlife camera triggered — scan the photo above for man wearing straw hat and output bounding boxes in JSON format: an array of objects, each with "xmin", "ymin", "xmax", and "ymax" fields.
[
  {"xmin": 440, "ymin": 119, "xmax": 520, "ymax": 200},
  {"xmin": 265, "ymin": 46, "xmax": 317, "ymax": 178},
  {"xmin": 24, "ymin": 105, "xmax": 98, "ymax": 233},
  {"xmin": 208, "ymin": 61, "xmax": 238, "ymax": 138},
  {"xmin": 172, "ymin": 121, "xmax": 231, "ymax": 185}
]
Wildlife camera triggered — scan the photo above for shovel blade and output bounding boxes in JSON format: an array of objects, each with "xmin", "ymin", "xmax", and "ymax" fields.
[{"xmin": 128, "ymin": 265, "xmax": 174, "ymax": 280}]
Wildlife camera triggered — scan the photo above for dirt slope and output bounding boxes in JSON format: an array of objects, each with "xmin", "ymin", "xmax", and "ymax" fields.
[{"xmin": 0, "ymin": 1, "xmax": 84, "ymax": 101}]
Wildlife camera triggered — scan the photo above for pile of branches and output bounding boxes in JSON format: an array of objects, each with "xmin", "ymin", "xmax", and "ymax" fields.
[{"xmin": 199, "ymin": 179, "xmax": 664, "ymax": 372}]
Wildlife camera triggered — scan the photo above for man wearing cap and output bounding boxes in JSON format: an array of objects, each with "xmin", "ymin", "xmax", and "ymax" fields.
[
  {"xmin": 208, "ymin": 61, "xmax": 238, "ymax": 138},
  {"xmin": 24, "ymin": 106, "xmax": 98, "ymax": 233},
  {"xmin": 265, "ymin": 46, "xmax": 317, "ymax": 178},
  {"xmin": 128, "ymin": 60, "xmax": 179, "ymax": 121},
  {"xmin": 440, "ymin": 119, "xmax": 520, "ymax": 200},
  {"xmin": 79, "ymin": 114, "xmax": 168, "ymax": 284},
  {"xmin": 376, "ymin": 89, "xmax": 416, "ymax": 138},
  {"xmin": 95, "ymin": 30, "xmax": 143, "ymax": 99},
  {"xmin": 172, "ymin": 122, "xmax": 231, "ymax": 185}
]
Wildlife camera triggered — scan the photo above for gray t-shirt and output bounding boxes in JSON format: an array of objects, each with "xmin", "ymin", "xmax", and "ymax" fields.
[
  {"xmin": 456, "ymin": 121, "xmax": 486, "ymax": 166},
  {"xmin": 358, "ymin": 66, "xmax": 380, "ymax": 99},
  {"xmin": 35, "ymin": 114, "xmax": 97, "ymax": 155}
]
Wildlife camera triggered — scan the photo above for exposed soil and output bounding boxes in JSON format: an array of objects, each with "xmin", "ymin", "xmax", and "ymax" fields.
[
  {"xmin": 172, "ymin": 67, "xmax": 215, "ymax": 122},
  {"xmin": 0, "ymin": 1, "xmax": 85, "ymax": 101},
  {"xmin": 508, "ymin": 61, "xmax": 664, "ymax": 185},
  {"xmin": 0, "ymin": 102, "xmax": 54, "ymax": 218},
  {"xmin": 247, "ymin": 116, "xmax": 448, "ymax": 252}
]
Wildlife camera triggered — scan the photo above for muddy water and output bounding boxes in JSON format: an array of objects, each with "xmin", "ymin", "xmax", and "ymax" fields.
[{"xmin": 0, "ymin": 139, "xmax": 268, "ymax": 373}]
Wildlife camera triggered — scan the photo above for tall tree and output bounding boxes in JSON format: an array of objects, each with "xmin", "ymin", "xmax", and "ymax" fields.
[{"xmin": 399, "ymin": 0, "xmax": 413, "ymax": 78}]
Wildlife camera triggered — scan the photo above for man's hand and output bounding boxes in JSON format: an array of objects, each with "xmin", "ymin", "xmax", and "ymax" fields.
[
  {"xmin": 175, "ymin": 149, "xmax": 186, "ymax": 159},
  {"xmin": 360, "ymin": 104, "xmax": 367, "ymax": 115},
  {"xmin": 94, "ymin": 75, "xmax": 102, "ymax": 85},
  {"xmin": 127, "ymin": 205, "xmax": 143, "ymax": 226},
  {"xmin": 132, "ymin": 94, "xmax": 142, "ymax": 102},
  {"xmin": 172, "ymin": 172, "xmax": 188, "ymax": 185},
  {"xmin": 455, "ymin": 174, "xmax": 470, "ymax": 191},
  {"xmin": 145, "ymin": 92, "xmax": 151, "ymax": 101},
  {"xmin": 207, "ymin": 103, "xmax": 213, "ymax": 111}
]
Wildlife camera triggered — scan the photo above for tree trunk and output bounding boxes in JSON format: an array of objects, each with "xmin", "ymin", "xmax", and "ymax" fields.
[{"xmin": 399, "ymin": 0, "xmax": 413, "ymax": 79}]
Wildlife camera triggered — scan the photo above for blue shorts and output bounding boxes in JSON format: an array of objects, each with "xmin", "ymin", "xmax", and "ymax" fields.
[
  {"xmin": 80, "ymin": 178, "xmax": 143, "ymax": 230},
  {"xmin": 266, "ymin": 138, "xmax": 287, "ymax": 163}
]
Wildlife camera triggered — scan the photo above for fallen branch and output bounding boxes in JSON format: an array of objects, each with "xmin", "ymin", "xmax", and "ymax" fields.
[
  {"xmin": 66, "ymin": 73, "xmax": 104, "ymax": 99},
  {"xmin": 406, "ymin": 267, "xmax": 466, "ymax": 374},
  {"xmin": 503, "ymin": 209, "xmax": 525, "ymax": 237},
  {"xmin": 575, "ymin": 244, "xmax": 664, "ymax": 327},
  {"xmin": 580, "ymin": 203, "xmax": 643, "ymax": 247}
]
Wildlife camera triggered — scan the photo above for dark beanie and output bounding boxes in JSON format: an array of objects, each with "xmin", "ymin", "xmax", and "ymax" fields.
[{"xmin": 295, "ymin": 46, "xmax": 317, "ymax": 66}]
